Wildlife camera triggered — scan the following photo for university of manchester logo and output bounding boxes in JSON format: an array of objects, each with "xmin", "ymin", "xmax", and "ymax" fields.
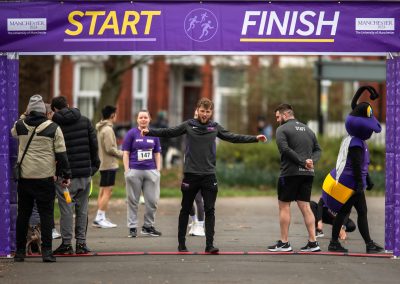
[
  {"xmin": 355, "ymin": 18, "xmax": 394, "ymax": 35},
  {"xmin": 7, "ymin": 18, "xmax": 47, "ymax": 34},
  {"xmin": 184, "ymin": 8, "xmax": 218, "ymax": 42}
]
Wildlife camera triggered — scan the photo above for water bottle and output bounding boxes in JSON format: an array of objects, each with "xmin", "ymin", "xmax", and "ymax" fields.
[{"xmin": 63, "ymin": 187, "xmax": 72, "ymax": 204}]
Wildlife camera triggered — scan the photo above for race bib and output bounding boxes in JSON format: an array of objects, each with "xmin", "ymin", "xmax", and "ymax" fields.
[{"xmin": 138, "ymin": 150, "xmax": 152, "ymax": 161}]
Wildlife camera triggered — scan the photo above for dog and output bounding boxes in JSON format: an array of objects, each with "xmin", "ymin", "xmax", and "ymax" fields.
[{"xmin": 26, "ymin": 224, "xmax": 42, "ymax": 255}]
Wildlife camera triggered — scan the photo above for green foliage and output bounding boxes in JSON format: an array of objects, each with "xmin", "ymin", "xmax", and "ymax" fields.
[{"xmin": 216, "ymin": 137, "xmax": 386, "ymax": 193}]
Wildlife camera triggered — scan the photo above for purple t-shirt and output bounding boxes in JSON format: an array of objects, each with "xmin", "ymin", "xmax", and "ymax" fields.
[{"xmin": 122, "ymin": 127, "xmax": 161, "ymax": 170}]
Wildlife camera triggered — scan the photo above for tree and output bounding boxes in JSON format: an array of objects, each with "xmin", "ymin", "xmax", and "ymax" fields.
[
  {"xmin": 19, "ymin": 56, "xmax": 54, "ymax": 114},
  {"xmin": 93, "ymin": 55, "xmax": 151, "ymax": 123}
]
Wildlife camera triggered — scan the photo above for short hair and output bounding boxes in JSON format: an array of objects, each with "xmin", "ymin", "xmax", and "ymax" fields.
[
  {"xmin": 196, "ymin": 98, "xmax": 214, "ymax": 110},
  {"xmin": 136, "ymin": 109, "xmax": 151, "ymax": 119},
  {"xmin": 102, "ymin": 105, "xmax": 117, "ymax": 120},
  {"xmin": 275, "ymin": 103, "xmax": 294, "ymax": 115},
  {"xmin": 51, "ymin": 96, "xmax": 68, "ymax": 111}
]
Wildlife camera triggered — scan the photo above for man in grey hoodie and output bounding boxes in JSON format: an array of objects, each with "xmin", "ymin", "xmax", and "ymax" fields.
[{"xmin": 93, "ymin": 105, "xmax": 123, "ymax": 228}]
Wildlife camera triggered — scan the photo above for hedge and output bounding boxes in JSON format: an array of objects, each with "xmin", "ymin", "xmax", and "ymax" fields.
[{"xmin": 216, "ymin": 136, "xmax": 385, "ymax": 192}]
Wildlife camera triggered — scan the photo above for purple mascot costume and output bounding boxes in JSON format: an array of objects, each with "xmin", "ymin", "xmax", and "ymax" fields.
[{"xmin": 322, "ymin": 86, "xmax": 384, "ymax": 253}]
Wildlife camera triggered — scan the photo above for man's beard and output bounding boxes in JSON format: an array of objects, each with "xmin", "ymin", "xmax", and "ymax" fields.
[{"xmin": 198, "ymin": 117, "xmax": 210, "ymax": 124}]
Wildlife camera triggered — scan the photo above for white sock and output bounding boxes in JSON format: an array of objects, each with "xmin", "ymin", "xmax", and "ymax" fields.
[
  {"xmin": 197, "ymin": 221, "xmax": 204, "ymax": 226},
  {"xmin": 96, "ymin": 210, "xmax": 105, "ymax": 221}
]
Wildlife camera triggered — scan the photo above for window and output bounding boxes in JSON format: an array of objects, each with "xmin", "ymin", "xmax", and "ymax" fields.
[
  {"xmin": 214, "ymin": 66, "xmax": 248, "ymax": 132},
  {"xmin": 74, "ymin": 63, "xmax": 105, "ymax": 120},
  {"xmin": 133, "ymin": 66, "xmax": 148, "ymax": 116},
  {"xmin": 218, "ymin": 67, "xmax": 246, "ymax": 88}
]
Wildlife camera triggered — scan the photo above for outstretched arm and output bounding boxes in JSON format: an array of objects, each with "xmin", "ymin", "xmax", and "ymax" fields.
[
  {"xmin": 216, "ymin": 124, "xmax": 263, "ymax": 143},
  {"xmin": 142, "ymin": 122, "xmax": 187, "ymax": 138}
]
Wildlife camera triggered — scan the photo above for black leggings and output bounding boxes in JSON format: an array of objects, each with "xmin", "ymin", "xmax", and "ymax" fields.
[
  {"xmin": 178, "ymin": 174, "xmax": 218, "ymax": 247},
  {"xmin": 331, "ymin": 191, "xmax": 371, "ymax": 243},
  {"xmin": 189, "ymin": 191, "xmax": 204, "ymax": 221}
]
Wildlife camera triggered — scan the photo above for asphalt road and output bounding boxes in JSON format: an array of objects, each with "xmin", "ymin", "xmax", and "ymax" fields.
[{"xmin": 1, "ymin": 196, "xmax": 399, "ymax": 284}]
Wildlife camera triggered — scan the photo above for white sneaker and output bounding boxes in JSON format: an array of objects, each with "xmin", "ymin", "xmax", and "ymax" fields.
[
  {"xmin": 92, "ymin": 219, "xmax": 117, "ymax": 228},
  {"xmin": 192, "ymin": 222, "xmax": 205, "ymax": 237},
  {"xmin": 52, "ymin": 228, "xmax": 61, "ymax": 239},
  {"xmin": 188, "ymin": 223, "xmax": 195, "ymax": 236}
]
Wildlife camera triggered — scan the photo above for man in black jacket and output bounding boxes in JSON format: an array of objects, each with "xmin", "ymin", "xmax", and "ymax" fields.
[
  {"xmin": 51, "ymin": 96, "xmax": 100, "ymax": 255},
  {"xmin": 142, "ymin": 98, "xmax": 266, "ymax": 253}
]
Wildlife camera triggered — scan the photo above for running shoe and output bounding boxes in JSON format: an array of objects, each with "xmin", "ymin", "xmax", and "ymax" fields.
[{"xmin": 267, "ymin": 240, "xmax": 293, "ymax": 252}]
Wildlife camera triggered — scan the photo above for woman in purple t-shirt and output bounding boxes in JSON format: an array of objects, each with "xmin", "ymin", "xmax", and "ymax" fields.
[{"xmin": 122, "ymin": 110, "xmax": 162, "ymax": 238}]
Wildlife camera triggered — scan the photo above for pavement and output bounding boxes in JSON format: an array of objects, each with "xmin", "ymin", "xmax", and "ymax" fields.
[{"xmin": 1, "ymin": 196, "xmax": 399, "ymax": 284}]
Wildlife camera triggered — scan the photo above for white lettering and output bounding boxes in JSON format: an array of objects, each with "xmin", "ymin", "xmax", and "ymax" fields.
[
  {"xmin": 266, "ymin": 11, "xmax": 290, "ymax": 35},
  {"xmin": 296, "ymin": 11, "xmax": 315, "ymax": 36},
  {"xmin": 241, "ymin": 11, "xmax": 261, "ymax": 35},
  {"xmin": 316, "ymin": 11, "xmax": 339, "ymax": 35},
  {"xmin": 241, "ymin": 10, "xmax": 340, "ymax": 37},
  {"xmin": 295, "ymin": 126, "xmax": 306, "ymax": 131}
]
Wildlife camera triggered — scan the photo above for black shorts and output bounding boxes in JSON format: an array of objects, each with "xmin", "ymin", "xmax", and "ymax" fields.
[
  {"xmin": 100, "ymin": 170, "xmax": 117, "ymax": 187},
  {"xmin": 277, "ymin": 175, "xmax": 313, "ymax": 202}
]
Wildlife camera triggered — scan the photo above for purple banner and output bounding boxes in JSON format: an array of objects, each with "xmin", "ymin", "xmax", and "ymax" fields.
[{"xmin": 0, "ymin": 1, "xmax": 399, "ymax": 53}]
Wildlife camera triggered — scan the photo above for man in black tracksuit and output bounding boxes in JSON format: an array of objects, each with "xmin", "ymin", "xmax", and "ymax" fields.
[
  {"xmin": 51, "ymin": 96, "xmax": 100, "ymax": 255},
  {"xmin": 143, "ymin": 98, "xmax": 266, "ymax": 253}
]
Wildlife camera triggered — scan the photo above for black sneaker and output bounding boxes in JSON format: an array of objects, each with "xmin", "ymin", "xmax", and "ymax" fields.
[
  {"xmin": 178, "ymin": 244, "xmax": 189, "ymax": 252},
  {"xmin": 316, "ymin": 229, "xmax": 324, "ymax": 238},
  {"xmin": 42, "ymin": 248, "xmax": 56, "ymax": 263},
  {"xmin": 76, "ymin": 243, "xmax": 91, "ymax": 254},
  {"xmin": 300, "ymin": 240, "xmax": 321, "ymax": 252},
  {"xmin": 53, "ymin": 243, "xmax": 74, "ymax": 255},
  {"xmin": 141, "ymin": 226, "xmax": 162, "ymax": 237},
  {"xmin": 205, "ymin": 246, "xmax": 219, "ymax": 254},
  {"xmin": 328, "ymin": 240, "xmax": 348, "ymax": 252},
  {"xmin": 366, "ymin": 241, "xmax": 384, "ymax": 254},
  {"xmin": 267, "ymin": 240, "xmax": 293, "ymax": 252},
  {"xmin": 14, "ymin": 249, "xmax": 26, "ymax": 262},
  {"xmin": 128, "ymin": 228, "xmax": 137, "ymax": 238}
]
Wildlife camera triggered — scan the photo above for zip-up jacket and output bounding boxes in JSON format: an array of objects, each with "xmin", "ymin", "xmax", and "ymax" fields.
[
  {"xmin": 52, "ymin": 108, "xmax": 100, "ymax": 178},
  {"xmin": 11, "ymin": 112, "xmax": 71, "ymax": 179},
  {"xmin": 147, "ymin": 119, "xmax": 258, "ymax": 174}
]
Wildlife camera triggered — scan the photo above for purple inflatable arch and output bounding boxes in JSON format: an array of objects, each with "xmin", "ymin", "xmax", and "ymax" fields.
[{"xmin": 0, "ymin": 0, "xmax": 399, "ymax": 257}]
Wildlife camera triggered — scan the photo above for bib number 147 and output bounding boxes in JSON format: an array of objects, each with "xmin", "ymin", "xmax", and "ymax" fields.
[{"xmin": 138, "ymin": 150, "xmax": 152, "ymax": 161}]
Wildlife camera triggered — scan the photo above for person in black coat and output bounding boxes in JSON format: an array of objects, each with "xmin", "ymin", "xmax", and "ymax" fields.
[{"xmin": 51, "ymin": 96, "xmax": 100, "ymax": 255}]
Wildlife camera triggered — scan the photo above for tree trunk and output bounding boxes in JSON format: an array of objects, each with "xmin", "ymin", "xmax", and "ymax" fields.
[
  {"xmin": 93, "ymin": 55, "xmax": 151, "ymax": 123},
  {"xmin": 19, "ymin": 55, "xmax": 54, "ymax": 114}
]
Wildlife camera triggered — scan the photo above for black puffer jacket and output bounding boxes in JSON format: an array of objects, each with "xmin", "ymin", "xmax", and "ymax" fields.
[{"xmin": 52, "ymin": 108, "xmax": 100, "ymax": 178}]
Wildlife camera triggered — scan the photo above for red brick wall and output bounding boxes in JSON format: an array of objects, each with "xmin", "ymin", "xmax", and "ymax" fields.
[
  {"xmin": 148, "ymin": 56, "xmax": 169, "ymax": 117},
  {"xmin": 59, "ymin": 56, "xmax": 73, "ymax": 106},
  {"xmin": 116, "ymin": 67, "xmax": 133, "ymax": 125},
  {"xmin": 201, "ymin": 55, "xmax": 213, "ymax": 100}
]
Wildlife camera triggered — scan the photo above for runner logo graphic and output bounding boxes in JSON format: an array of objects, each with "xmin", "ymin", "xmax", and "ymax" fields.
[{"xmin": 184, "ymin": 8, "xmax": 218, "ymax": 42}]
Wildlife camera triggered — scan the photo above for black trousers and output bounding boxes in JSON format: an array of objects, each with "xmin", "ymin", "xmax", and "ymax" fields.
[
  {"xmin": 16, "ymin": 178, "xmax": 55, "ymax": 251},
  {"xmin": 310, "ymin": 200, "xmax": 356, "ymax": 232},
  {"xmin": 178, "ymin": 174, "xmax": 218, "ymax": 247},
  {"xmin": 331, "ymin": 191, "xmax": 371, "ymax": 243}
]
